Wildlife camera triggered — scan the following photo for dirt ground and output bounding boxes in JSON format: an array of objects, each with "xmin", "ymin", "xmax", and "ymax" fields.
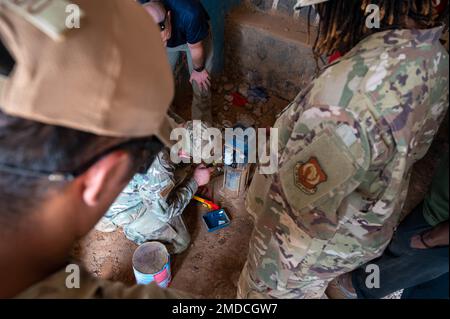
[
  {"xmin": 72, "ymin": 72, "xmax": 449, "ymax": 299},
  {"xmin": 73, "ymin": 176, "xmax": 255, "ymax": 298}
]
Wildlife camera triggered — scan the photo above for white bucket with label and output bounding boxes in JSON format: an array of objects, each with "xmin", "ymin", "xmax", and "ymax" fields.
[{"xmin": 132, "ymin": 242, "xmax": 171, "ymax": 288}]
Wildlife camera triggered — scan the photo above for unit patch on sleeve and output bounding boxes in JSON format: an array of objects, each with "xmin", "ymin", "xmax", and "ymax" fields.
[
  {"xmin": 294, "ymin": 157, "xmax": 328, "ymax": 195},
  {"xmin": 279, "ymin": 128, "xmax": 359, "ymax": 211}
]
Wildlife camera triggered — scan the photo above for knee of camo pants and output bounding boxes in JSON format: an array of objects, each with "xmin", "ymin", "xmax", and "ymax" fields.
[
  {"xmin": 170, "ymin": 229, "xmax": 191, "ymax": 254},
  {"xmin": 163, "ymin": 216, "xmax": 191, "ymax": 254}
]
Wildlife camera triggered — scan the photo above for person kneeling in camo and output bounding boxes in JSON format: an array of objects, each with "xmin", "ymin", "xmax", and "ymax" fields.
[{"xmin": 96, "ymin": 121, "xmax": 214, "ymax": 254}]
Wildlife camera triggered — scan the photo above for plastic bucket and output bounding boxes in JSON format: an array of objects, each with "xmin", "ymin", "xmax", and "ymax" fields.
[{"xmin": 132, "ymin": 242, "xmax": 171, "ymax": 288}]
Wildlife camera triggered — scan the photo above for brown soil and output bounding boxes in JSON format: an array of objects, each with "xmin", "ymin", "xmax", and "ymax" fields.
[{"xmin": 72, "ymin": 176, "xmax": 255, "ymax": 298}]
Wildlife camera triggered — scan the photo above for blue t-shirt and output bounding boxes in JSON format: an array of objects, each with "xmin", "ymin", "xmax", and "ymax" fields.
[{"xmin": 139, "ymin": 0, "xmax": 210, "ymax": 48}]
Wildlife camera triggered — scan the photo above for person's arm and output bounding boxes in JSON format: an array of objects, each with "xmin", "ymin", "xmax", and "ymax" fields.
[
  {"xmin": 411, "ymin": 221, "xmax": 449, "ymax": 249},
  {"xmin": 149, "ymin": 164, "xmax": 213, "ymax": 223},
  {"xmin": 14, "ymin": 266, "xmax": 196, "ymax": 299},
  {"xmin": 188, "ymin": 41, "xmax": 210, "ymax": 91},
  {"xmin": 275, "ymin": 105, "xmax": 371, "ymax": 236},
  {"xmin": 188, "ymin": 41, "xmax": 205, "ymax": 70},
  {"xmin": 138, "ymin": 149, "xmax": 179, "ymax": 222},
  {"xmin": 152, "ymin": 176, "xmax": 198, "ymax": 223}
]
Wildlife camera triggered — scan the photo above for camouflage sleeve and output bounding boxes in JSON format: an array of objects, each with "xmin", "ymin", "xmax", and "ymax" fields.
[
  {"xmin": 151, "ymin": 177, "xmax": 198, "ymax": 223},
  {"xmin": 138, "ymin": 149, "xmax": 198, "ymax": 223},
  {"xmin": 15, "ymin": 267, "xmax": 195, "ymax": 299},
  {"xmin": 277, "ymin": 104, "xmax": 371, "ymax": 238}
]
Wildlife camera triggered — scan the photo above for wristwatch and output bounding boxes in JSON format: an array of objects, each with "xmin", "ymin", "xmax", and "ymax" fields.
[{"xmin": 194, "ymin": 65, "xmax": 205, "ymax": 73}]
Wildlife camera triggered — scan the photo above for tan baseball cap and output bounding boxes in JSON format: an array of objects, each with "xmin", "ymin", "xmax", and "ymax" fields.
[{"xmin": 0, "ymin": 0, "xmax": 175, "ymax": 143}]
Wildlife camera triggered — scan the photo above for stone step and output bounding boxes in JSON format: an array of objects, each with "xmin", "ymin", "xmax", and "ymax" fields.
[{"xmin": 225, "ymin": 5, "xmax": 317, "ymax": 101}]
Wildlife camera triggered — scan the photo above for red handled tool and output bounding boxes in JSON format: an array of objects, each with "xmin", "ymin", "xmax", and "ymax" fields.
[{"xmin": 193, "ymin": 196, "xmax": 220, "ymax": 211}]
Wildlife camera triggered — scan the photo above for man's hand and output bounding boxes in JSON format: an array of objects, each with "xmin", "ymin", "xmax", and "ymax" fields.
[
  {"xmin": 193, "ymin": 164, "xmax": 213, "ymax": 187},
  {"xmin": 187, "ymin": 40, "xmax": 210, "ymax": 91},
  {"xmin": 410, "ymin": 221, "xmax": 449, "ymax": 249},
  {"xmin": 190, "ymin": 69, "xmax": 211, "ymax": 92}
]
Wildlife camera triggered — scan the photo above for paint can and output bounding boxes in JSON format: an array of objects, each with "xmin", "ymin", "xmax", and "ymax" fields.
[{"xmin": 132, "ymin": 241, "xmax": 171, "ymax": 288}]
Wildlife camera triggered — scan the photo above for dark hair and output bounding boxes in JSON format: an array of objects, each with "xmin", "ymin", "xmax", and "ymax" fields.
[
  {"xmin": 0, "ymin": 40, "xmax": 15, "ymax": 76},
  {"xmin": 0, "ymin": 110, "xmax": 128, "ymax": 219},
  {"xmin": 308, "ymin": 0, "xmax": 449, "ymax": 60}
]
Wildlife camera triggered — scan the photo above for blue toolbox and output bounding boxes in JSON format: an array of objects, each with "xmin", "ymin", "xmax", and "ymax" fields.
[{"xmin": 202, "ymin": 209, "xmax": 231, "ymax": 233}]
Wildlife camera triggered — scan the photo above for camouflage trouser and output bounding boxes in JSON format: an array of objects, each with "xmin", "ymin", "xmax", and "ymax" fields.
[
  {"xmin": 237, "ymin": 261, "xmax": 329, "ymax": 299},
  {"xmin": 124, "ymin": 214, "xmax": 191, "ymax": 255},
  {"xmin": 237, "ymin": 190, "xmax": 395, "ymax": 298},
  {"xmin": 154, "ymin": 216, "xmax": 191, "ymax": 255},
  {"xmin": 236, "ymin": 171, "xmax": 399, "ymax": 299},
  {"xmin": 236, "ymin": 231, "xmax": 392, "ymax": 299},
  {"xmin": 167, "ymin": 33, "xmax": 214, "ymax": 124}
]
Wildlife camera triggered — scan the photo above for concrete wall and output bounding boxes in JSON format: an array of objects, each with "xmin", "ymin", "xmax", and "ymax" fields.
[
  {"xmin": 201, "ymin": 0, "xmax": 241, "ymax": 73},
  {"xmin": 224, "ymin": 4, "xmax": 316, "ymax": 101}
]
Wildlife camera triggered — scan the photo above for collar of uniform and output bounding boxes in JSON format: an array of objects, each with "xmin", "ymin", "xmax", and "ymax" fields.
[{"xmin": 340, "ymin": 25, "xmax": 445, "ymax": 62}]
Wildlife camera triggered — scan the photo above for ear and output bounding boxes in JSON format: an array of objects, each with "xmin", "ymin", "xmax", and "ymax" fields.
[{"xmin": 81, "ymin": 151, "xmax": 132, "ymax": 207}]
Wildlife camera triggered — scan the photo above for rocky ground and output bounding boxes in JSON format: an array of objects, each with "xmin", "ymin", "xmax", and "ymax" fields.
[
  {"xmin": 173, "ymin": 73, "xmax": 290, "ymax": 129},
  {"xmin": 72, "ymin": 71, "xmax": 449, "ymax": 299}
]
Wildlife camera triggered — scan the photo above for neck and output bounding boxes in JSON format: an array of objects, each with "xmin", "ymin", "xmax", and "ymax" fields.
[{"xmin": 0, "ymin": 211, "xmax": 74, "ymax": 298}]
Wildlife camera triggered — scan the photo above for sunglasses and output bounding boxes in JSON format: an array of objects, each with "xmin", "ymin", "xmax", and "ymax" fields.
[{"xmin": 0, "ymin": 136, "xmax": 164, "ymax": 182}]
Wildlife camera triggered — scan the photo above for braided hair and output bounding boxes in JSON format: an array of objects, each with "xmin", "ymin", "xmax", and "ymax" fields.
[{"xmin": 308, "ymin": 0, "xmax": 449, "ymax": 60}]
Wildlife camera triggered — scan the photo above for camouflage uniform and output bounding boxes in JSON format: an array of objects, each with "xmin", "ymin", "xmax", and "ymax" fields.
[
  {"xmin": 238, "ymin": 27, "xmax": 449, "ymax": 299},
  {"xmin": 15, "ymin": 266, "xmax": 191, "ymax": 299},
  {"xmin": 96, "ymin": 148, "xmax": 197, "ymax": 254}
]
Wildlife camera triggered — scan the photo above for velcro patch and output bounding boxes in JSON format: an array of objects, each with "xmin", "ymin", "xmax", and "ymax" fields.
[
  {"xmin": 280, "ymin": 128, "xmax": 358, "ymax": 211},
  {"xmin": 159, "ymin": 180, "xmax": 175, "ymax": 200}
]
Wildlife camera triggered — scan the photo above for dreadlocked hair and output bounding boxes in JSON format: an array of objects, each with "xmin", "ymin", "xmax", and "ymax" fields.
[{"xmin": 309, "ymin": 0, "xmax": 449, "ymax": 62}]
